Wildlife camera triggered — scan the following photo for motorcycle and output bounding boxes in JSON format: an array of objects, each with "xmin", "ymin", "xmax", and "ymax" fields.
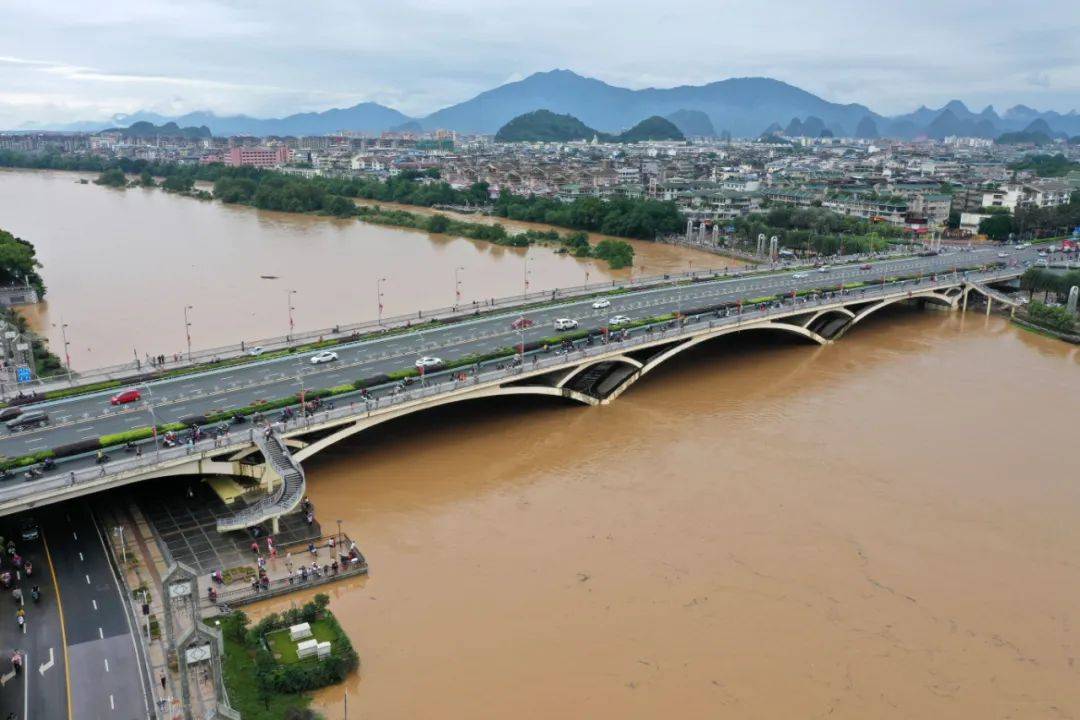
[
  {"xmin": 23, "ymin": 468, "xmax": 42, "ymax": 481},
  {"xmin": 30, "ymin": 587, "xmax": 40, "ymax": 603},
  {"xmin": 124, "ymin": 442, "xmax": 137, "ymax": 453},
  {"xmin": 95, "ymin": 453, "xmax": 110, "ymax": 465},
  {"xmin": 231, "ymin": 414, "xmax": 247, "ymax": 425},
  {"xmin": 41, "ymin": 457, "xmax": 55, "ymax": 470}
]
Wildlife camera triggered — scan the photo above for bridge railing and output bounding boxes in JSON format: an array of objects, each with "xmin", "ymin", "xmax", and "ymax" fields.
[
  {"xmin": 0, "ymin": 267, "xmax": 1021, "ymax": 512},
  {"xmin": 0, "ymin": 431, "xmax": 259, "ymax": 513}
]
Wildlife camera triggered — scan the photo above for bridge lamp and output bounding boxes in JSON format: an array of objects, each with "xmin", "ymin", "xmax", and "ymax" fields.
[
  {"xmin": 454, "ymin": 266, "xmax": 465, "ymax": 307},
  {"xmin": 183, "ymin": 305, "xmax": 194, "ymax": 362},
  {"xmin": 376, "ymin": 277, "xmax": 387, "ymax": 325},
  {"xmin": 287, "ymin": 289, "xmax": 298, "ymax": 343},
  {"xmin": 51, "ymin": 319, "xmax": 72, "ymax": 383}
]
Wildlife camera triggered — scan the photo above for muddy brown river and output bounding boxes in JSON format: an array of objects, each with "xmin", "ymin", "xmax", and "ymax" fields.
[
  {"xmin": 2, "ymin": 168, "xmax": 1077, "ymax": 718},
  {"xmin": 255, "ymin": 310, "xmax": 1079, "ymax": 719},
  {"xmin": 0, "ymin": 169, "xmax": 731, "ymax": 369}
]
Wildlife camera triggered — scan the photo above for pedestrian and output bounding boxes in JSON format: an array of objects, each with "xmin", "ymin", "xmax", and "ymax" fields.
[
  {"xmin": 250, "ymin": 541, "xmax": 259, "ymax": 555},
  {"xmin": 161, "ymin": 675, "xmax": 167, "ymax": 691}
]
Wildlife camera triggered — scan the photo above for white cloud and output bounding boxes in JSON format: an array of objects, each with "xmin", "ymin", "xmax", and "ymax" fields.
[{"xmin": 0, "ymin": 0, "xmax": 1076, "ymax": 127}]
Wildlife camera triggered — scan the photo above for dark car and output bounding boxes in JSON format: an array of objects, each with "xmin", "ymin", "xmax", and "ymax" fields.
[
  {"xmin": 0, "ymin": 406, "xmax": 22, "ymax": 421},
  {"xmin": 6, "ymin": 410, "xmax": 47, "ymax": 431},
  {"xmin": 19, "ymin": 516, "xmax": 40, "ymax": 542}
]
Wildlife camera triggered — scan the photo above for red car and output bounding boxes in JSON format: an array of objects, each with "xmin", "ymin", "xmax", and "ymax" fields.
[
  {"xmin": 110, "ymin": 389, "xmax": 142, "ymax": 406},
  {"xmin": 860, "ymin": 263, "xmax": 873, "ymax": 270},
  {"xmin": 511, "ymin": 317, "xmax": 535, "ymax": 330}
]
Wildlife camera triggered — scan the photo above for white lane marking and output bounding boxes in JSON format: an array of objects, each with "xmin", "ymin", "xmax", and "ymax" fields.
[
  {"xmin": 0, "ymin": 668, "xmax": 14, "ymax": 686},
  {"xmin": 85, "ymin": 574, "xmax": 91, "ymax": 584},
  {"xmin": 99, "ymin": 626, "xmax": 104, "ymax": 639},
  {"xmin": 38, "ymin": 646, "xmax": 54, "ymax": 675},
  {"xmin": 104, "ymin": 658, "xmax": 109, "ymax": 672},
  {"xmin": 110, "ymin": 694, "xmax": 115, "ymax": 710},
  {"xmin": 92, "ymin": 599, "xmax": 98, "ymax": 610},
  {"xmin": 78, "ymin": 552, "xmax": 84, "ymax": 561},
  {"xmin": 72, "ymin": 531, "xmax": 78, "ymax": 541}
]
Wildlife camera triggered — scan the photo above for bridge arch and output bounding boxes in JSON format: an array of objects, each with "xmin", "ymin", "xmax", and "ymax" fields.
[
  {"xmin": 848, "ymin": 289, "xmax": 957, "ymax": 330},
  {"xmin": 288, "ymin": 383, "xmax": 595, "ymax": 463},
  {"xmin": 602, "ymin": 320, "xmax": 828, "ymax": 404},
  {"xmin": 555, "ymin": 354, "xmax": 642, "ymax": 389}
]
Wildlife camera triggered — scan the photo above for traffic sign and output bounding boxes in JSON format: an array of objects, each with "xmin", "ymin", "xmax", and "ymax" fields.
[{"xmin": 16, "ymin": 366, "xmax": 31, "ymax": 383}]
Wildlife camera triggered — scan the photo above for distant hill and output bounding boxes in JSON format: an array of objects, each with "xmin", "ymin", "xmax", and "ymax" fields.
[
  {"xmin": 494, "ymin": 110, "xmax": 596, "ymax": 142},
  {"xmin": 855, "ymin": 116, "xmax": 879, "ymax": 139},
  {"xmin": 102, "ymin": 121, "xmax": 210, "ymax": 139},
  {"xmin": 996, "ymin": 129, "xmax": 1053, "ymax": 145},
  {"xmin": 494, "ymin": 110, "xmax": 684, "ymax": 143},
  {"xmin": 615, "ymin": 116, "xmax": 684, "ymax": 142},
  {"xmin": 664, "ymin": 109, "xmax": 716, "ymax": 137}
]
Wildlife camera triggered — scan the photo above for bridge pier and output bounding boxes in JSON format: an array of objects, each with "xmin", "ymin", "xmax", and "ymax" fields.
[{"xmin": 986, "ymin": 297, "xmax": 992, "ymax": 317}]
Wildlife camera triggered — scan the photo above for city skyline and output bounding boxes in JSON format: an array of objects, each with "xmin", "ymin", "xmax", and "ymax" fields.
[{"xmin": 1, "ymin": 0, "xmax": 1077, "ymax": 129}]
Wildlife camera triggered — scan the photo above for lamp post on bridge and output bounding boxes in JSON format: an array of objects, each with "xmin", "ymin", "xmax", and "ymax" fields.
[
  {"xmin": 454, "ymin": 266, "xmax": 465, "ymax": 309},
  {"xmin": 287, "ymin": 289, "xmax": 297, "ymax": 345},
  {"xmin": 183, "ymin": 305, "xmax": 194, "ymax": 363},
  {"xmin": 52, "ymin": 318, "xmax": 72, "ymax": 384},
  {"xmin": 376, "ymin": 277, "xmax": 387, "ymax": 326}
]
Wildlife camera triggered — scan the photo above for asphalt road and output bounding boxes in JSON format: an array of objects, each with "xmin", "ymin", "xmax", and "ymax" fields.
[
  {"xmin": 0, "ymin": 516, "xmax": 68, "ymax": 720},
  {"xmin": 0, "ymin": 247, "xmax": 1031, "ymax": 463},
  {"xmin": 43, "ymin": 506, "xmax": 148, "ymax": 720}
]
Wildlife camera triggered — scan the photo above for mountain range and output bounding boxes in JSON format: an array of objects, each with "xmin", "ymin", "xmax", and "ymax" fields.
[{"xmin": 19, "ymin": 69, "xmax": 1080, "ymax": 140}]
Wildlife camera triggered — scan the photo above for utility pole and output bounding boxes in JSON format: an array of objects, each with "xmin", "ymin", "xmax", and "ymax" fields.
[
  {"xmin": 53, "ymin": 319, "xmax": 72, "ymax": 383},
  {"xmin": 454, "ymin": 266, "xmax": 465, "ymax": 308}
]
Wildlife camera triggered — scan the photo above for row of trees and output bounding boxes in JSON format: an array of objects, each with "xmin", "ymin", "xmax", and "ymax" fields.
[
  {"xmin": 731, "ymin": 205, "xmax": 907, "ymax": 255},
  {"xmin": 491, "ymin": 193, "xmax": 684, "ymax": 240},
  {"xmin": 1019, "ymin": 267, "xmax": 1080, "ymax": 300}
]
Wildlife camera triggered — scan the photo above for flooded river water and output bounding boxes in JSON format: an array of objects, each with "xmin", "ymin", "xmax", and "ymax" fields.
[
  {"xmin": 0, "ymin": 169, "xmax": 730, "ymax": 368},
  {"xmin": 258, "ymin": 309, "xmax": 1079, "ymax": 719},
  {"xmin": 2, "ymin": 168, "xmax": 1077, "ymax": 718}
]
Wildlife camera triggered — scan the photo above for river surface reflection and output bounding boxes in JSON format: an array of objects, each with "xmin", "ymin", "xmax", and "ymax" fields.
[{"xmin": 252, "ymin": 309, "xmax": 1080, "ymax": 719}]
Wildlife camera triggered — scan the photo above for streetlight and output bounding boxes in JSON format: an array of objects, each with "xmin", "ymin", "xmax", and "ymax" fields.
[
  {"xmin": 287, "ymin": 289, "xmax": 297, "ymax": 343},
  {"xmin": 522, "ymin": 255, "xmax": 531, "ymax": 297},
  {"xmin": 183, "ymin": 305, "xmax": 194, "ymax": 363},
  {"xmin": 143, "ymin": 381, "xmax": 161, "ymax": 459},
  {"xmin": 52, "ymin": 318, "xmax": 72, "ymax": 383},
  {"xmin": 336, "ymin": 519, "xmax": 343, "ymax": 548},
  {"xmin": 376, "ymin": 277, "xmax": 387, "ymax": 325},
  {"xmin": 454, "ymin": 266, "xmax": 465, "ymax": 308}
]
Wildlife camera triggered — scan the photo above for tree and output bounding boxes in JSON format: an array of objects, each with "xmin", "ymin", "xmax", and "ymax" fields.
[
  {"xmin": 94, "ymin": 168, "xmax": 127, "ymax": 188},
  {"xmin": 138, "ymin": 170, "xmax": 156, "ymax": 187},
  {"xmin": 0, "ymin": 229, "xmax": 46, "ymax": 297},
  {"xmin": 426, "ymin": 214, "xmax": 451, "ymax": 234},
  {"xmin": 978, "ymin": 213, "xmax": 1013, "ymax": 241}
]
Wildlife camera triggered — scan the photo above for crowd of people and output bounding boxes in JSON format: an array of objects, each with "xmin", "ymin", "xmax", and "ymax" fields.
[
  {"xmin": 2, "ymin": 535, "xmax": 39, "ymax": 690},
  {"xmin": 205, "ymin": 496, "xmax": 364, "ymax": 604}
]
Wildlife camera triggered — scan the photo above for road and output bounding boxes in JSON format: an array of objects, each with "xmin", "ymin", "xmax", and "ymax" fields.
[
  {"xmin": 0, "ymin": 516, "xmax": 67, "ymax": 720},
  {"xmin": 42, "ymin": 507, "xmax": 148, "ymax": 720},
  {"xmin": 0, "ymin": 247, "xmax": 1031, "ymax": 464}
]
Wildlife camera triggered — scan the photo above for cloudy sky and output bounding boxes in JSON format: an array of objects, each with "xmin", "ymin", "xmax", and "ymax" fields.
[{"xmin": 1, "ymin": 0, "xmax": 1077, "ymax": 128}]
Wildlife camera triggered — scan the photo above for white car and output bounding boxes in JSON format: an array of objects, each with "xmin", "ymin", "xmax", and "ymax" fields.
[
  {"xmin": 997, "ymin": 252, "xmax": 1009, "ymax": 258},
  {"xmin": 554, "ymin": 318, "xmax": 578, "ymax": 330},
  {"xmin": 792, "ymin": 272, "xmax": 808, "ymax": 279},
  {"xmin": 309, "ymin": 350, "xmax": 338, "ymax": 365},
  {"xmin": 817, "ymin": 265, "xmax": 831, "ymax": 273},
  {"xmin": 591, "ymin": 298, "xmax": 611, "ymax": 309},
  {"xmin": 608, "ymin": 315, "xmax": 631, "ymax": 326},
  {"xmin": 414, "ymin": 356, "xmax": 443, "ymax": 369},
  {"xmin": 248, "ymin": 346, "xmax": 265, "ymax": 357}
]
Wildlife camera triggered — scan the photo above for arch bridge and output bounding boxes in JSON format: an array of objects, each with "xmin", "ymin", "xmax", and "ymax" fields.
[{"xmin": 0, "ymin": 271, "xmax": 1020, "ymax": 524}]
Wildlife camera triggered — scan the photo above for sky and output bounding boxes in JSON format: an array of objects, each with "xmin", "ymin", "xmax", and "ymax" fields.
[{"xmin": 1, "ymin": 0, "xmax": 1077, "ymax": 128}]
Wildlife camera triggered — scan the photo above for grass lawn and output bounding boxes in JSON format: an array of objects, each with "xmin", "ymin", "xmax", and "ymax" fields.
[
  {"xmin": 222, "ymin": 636, "xmax": 312, "ymax": 720},
  {"xmin": 266, "ymin": 619, "xmax": 338, "ymax": 665}
]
